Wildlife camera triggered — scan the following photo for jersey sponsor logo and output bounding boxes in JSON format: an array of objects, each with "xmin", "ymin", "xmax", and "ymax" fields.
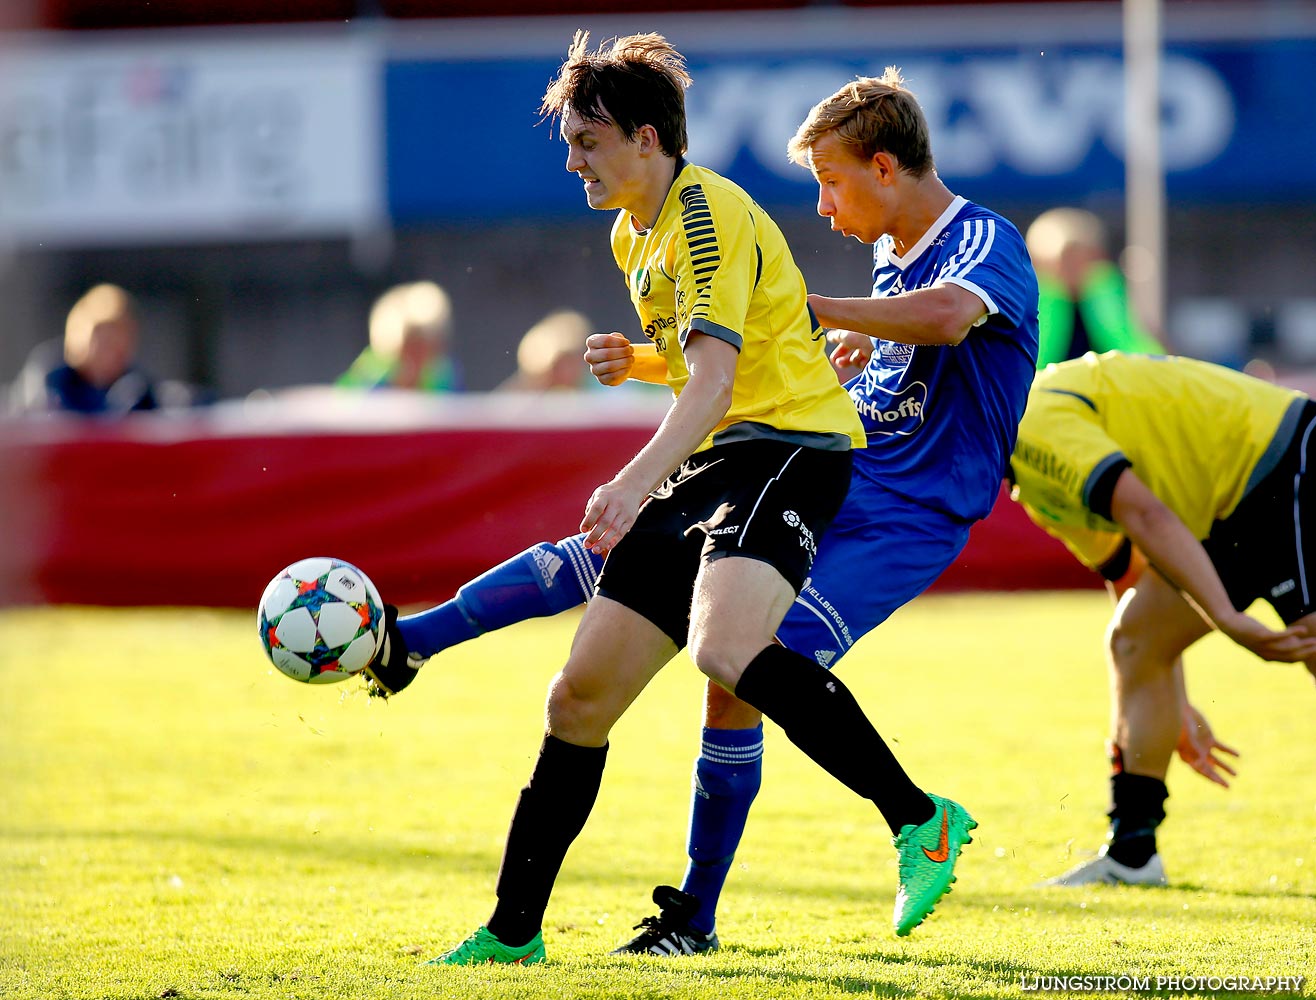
[
  {"xmin": 877, "ymin": 340, "xmax": 914, "ymax": 370},
  {"xmin": 1013, "ymin": 440, "xmax": 1082, "ymax": 493},
  {"xmin": 799, "ymin": 582, "xmax": 855, "ymax": 650},
  {"xmin": 851, "ymin": 380, "xmax": 928, "ymax": 438},
  {"xmin": 643, "ymin": 312, "xmax": 677, "ymax": 343},
  {"xmin": 782, "ymin": 509, "xmax": 817, "ymax": 558},
  {"xmin": 1271, "ymin": 579, "xmax": 1296, "ymax": 598}
]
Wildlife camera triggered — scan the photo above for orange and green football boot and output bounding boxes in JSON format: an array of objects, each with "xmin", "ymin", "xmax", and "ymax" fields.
[{"xmin": 892, "ymin": 793, "xmax": 977, "ymax": 936}]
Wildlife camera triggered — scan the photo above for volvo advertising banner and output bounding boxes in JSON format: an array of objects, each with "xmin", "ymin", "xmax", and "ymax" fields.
[
  {"xmin": 385, "ymin": 36, "xmax": 1315, "ymax": 222},
  {"xmin": 1, "ymin": 10, "xmax": 1311, "ymax": 243}
]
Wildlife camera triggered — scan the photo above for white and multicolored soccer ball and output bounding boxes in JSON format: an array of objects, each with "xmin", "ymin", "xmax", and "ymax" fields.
[{"xmin": 257, "ymin": 557, "xmax": 386, "ymax": 684}]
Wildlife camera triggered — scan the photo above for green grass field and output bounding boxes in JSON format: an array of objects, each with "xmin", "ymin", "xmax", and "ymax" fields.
[{"xmin": 2, "ymin": 592, "xmax": 1313, "ymax": 999}]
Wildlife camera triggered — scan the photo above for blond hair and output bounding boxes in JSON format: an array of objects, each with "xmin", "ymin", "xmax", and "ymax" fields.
[
  {"xmin": 788, "ymin": 68, "xmax": 934, "ymax": 176},
  {"xmin": 1024, "ymin": 208, "xmax": 1108, "ymax": 268},
  {"xmin": 368, "ymin": 281, "xmax": 452, "ymax": 357},
  {"xmin": 64, "ymin": 284, "xmax": 137, "ymax": 366},
  {"xmin": 517, "ymin": 310, "xmax": 591, "ymax": 378}
]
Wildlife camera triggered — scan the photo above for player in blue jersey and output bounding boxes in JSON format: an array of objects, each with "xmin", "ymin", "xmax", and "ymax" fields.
[{"xmin": 367, "ymin": 68, "xmax": 1039, "ymax": 951}]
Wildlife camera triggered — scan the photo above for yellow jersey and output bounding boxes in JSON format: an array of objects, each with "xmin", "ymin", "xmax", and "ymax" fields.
[
  {"xmin": 611, "ymin": 161, "xmax": 864, "ymax": 453},
  {"xmin": 1011, "ymin": 351, "xmax": 1306, "ymax": 570}
]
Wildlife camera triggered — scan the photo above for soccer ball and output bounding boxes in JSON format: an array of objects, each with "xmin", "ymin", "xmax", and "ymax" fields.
[{"xmin": 257, "ymin": 557, "xmax": 386, "ymax": 684}]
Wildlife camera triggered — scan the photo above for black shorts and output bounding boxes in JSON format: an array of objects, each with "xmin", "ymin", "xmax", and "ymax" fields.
[
  {"xmin": 596, "ymin": 438, "xmax": 853, "ymax": 647},
  {"xmin": 1202, "ymin": 400, "xmax": 1316, "ymax": 624}
]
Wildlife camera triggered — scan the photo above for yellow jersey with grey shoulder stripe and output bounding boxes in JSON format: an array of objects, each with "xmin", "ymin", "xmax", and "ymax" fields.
[
  {"xmin": 611, "ymin": 161, "xmax": 864, "ymax": 453},
  {"xmin": 1010, "ymin": 351, "xmax": 1306, "ymax": 569}
]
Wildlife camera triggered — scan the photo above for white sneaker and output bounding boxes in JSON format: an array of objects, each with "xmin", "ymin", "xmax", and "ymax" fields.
[{"xmin": 1039, "ymin": 846, "xmax": 1167, "ymax": 887}]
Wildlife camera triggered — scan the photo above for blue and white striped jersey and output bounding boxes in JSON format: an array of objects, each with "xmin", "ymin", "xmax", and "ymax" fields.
[{"xmin": 846, "ymin": 196, "xmax": 1039, "ymax": 521}]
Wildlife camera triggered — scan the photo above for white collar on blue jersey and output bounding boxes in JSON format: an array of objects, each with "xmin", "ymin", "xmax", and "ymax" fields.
[{"xmin": 887, "ymin": 195, "xmax": 968, "ymax": 269}]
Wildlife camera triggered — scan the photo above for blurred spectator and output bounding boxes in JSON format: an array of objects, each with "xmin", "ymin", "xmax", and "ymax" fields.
[
  {"xmin": 1025, "ymin": 207, "xmax": 1163, "ymax": 368},
  {"xmin": 338, "ymin": 281, "xmax": 462, "ymax": 391},
  {"xmin": 496, "ymin": 310, "xmax": 595, "ymax": 392},
  {"xmin": 9, "ymin": 283, "xmax": 160, "ymax": 415}
]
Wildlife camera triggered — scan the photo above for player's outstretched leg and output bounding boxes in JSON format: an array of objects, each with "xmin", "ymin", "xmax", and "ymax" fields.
[
  {"xmin": 892, "ymin": 793, "xmax": 977, "ymax": 936},
  {"xmin": 397, "ymin": 534, "xmax": 599, "ymax": 663},
  {"xmin": 362, "ymin": 604, "xmax": 423, "ymax": 698}
]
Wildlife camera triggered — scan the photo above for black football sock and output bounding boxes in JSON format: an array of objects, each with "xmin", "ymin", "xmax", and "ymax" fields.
[
  {"xmin": 486, "ymin": 734, "xmax": 608, "ymax": 947},
  {"xmin": 734, "ymin": 644, "xmax": 934, "ymax": 835},
  {"xmin": 1105, "ymin": 766, "xmax": 1168, "ymax": 868}
]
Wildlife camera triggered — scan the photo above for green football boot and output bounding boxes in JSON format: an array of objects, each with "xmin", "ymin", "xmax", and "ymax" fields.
[
  {"xmin": 892, "ymin": 793, "xmax": 977, "ymax": 937},
  {"xmin": 426, "ymin": 925, "xmax": 546, "ymax": 966}
]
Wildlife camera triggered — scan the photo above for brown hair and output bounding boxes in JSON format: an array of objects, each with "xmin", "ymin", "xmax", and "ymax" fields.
[
  {"xmin": 540, "ymin": 30, "xmax": 691, "ymax": 158},
  {"xmin": 788, "ymin": 68, "xmax": 934, "ymax": 177}
]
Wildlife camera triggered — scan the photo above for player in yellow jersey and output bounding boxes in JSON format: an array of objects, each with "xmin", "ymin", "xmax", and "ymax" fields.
[
  {"xmin": 608, "ymin": 162, "xmax": 861, "ymax": 450},
  {"xmin": 1010, "ymin": 351, "xmax": 1316, "ymax": 886},
  {"xmin": 423, "ymin": 32, "xmax": 980, "ymax": 966}
]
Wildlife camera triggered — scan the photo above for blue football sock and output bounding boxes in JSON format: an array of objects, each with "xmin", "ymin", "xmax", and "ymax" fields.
[
  {"xmin": 397, "ymin": 534, "xmax": 600, "ymax": 658},
  {"xmin": 679, "ymin": 725, "xmax": 763, "ymax": 935}
]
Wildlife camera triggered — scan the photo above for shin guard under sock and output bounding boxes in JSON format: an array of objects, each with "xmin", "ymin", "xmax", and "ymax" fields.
[
  {"xmin": 399, "ymin": 535, "xmax": 599, "ymax": 657},
  {"xmin": 680, "ymin": 725, "xmax": 763, "ymax": 934},
  {"xmin": 486, "ymin": 734, "xmax": 607, "ymax": 947},
  {"xmin": 735, "ymin": 644, "xmax": 933, "ymax": 835}
]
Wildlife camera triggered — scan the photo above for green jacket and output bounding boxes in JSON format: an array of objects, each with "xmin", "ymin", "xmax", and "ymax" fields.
[
  {"xmin": 336, "ymin": 347, "xmax": 462, "ymax": 392},
  {"xmin": 1035, "ymin": 261, "xmax": 1163, "ymax": 369}
]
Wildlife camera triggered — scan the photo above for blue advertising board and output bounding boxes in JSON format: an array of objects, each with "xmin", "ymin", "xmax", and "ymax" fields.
[{"xmin": 385, "ymin": 37, "xmax": 1316, "ymax": 223}]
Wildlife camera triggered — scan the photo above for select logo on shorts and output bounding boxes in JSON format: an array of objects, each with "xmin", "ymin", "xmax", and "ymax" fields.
[{"xmin": 782, "ymin": 510, "xmax": 817, "ymax": 558}]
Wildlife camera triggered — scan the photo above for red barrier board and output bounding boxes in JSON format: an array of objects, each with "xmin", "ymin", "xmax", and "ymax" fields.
[{"xmin": 0, "ymin": 392, "xmax": 1096, "ymax": 608}]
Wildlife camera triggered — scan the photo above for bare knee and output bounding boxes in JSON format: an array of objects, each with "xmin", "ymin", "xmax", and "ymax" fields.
[
  {"xmin": 1106, "ymin": 620, "xmax": 1172, "ymax": 684},
  {"xmin": 545, "ymin": 671, "xmax": 610, "ymax": 746},
  {"xmin": 687, "ymin": 631, "xmax": 749, "ymax": 690}
]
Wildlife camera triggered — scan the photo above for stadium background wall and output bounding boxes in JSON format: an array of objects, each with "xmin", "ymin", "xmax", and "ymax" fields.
[{"xmin": 2, "ymin": 4, "xmax": 1315, "ymax": 395}]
